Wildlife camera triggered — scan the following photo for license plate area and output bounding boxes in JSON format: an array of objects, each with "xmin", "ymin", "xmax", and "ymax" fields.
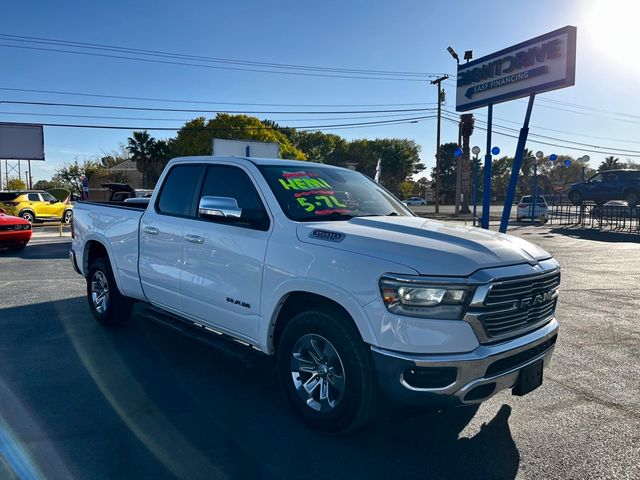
[{"xmin": 512, "ymin": 359, "xmax": 544, "ymax": 396}]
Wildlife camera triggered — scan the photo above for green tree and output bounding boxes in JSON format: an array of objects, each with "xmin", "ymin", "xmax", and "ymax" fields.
[
  {"xmin": 400, "ymin": 181, "xmax": 415, "ymax": 199},
  {"xmin": 33, "ymin": 179, "xmax": 64, "ymax": 190},
  {"xmin": 598, "ymin": 155, "xmax": 625, "ymax": 171},
  {"xmin": 287, "ymin": 130, "xmax": 348, "ymax": 164},
  {"xmin": 430, "ymin": 142, "xmax": 458, "ymax": 203},
  {"xmin": 53, "ymin": 160, "xmax": 105, "ymax": 194},
  {"xmin": 171, "ymin": 114, "xmax": 306, "ymax": 160},
  {"xmin": 6, "ymin": 178, "xmax": 26, "ymax": 190},
  {"xmin": 127, "ymin": 131, "xmax": 157, "ymax": 188}
]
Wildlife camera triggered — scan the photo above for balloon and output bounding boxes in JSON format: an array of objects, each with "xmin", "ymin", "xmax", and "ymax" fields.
[
  {"xmin": 454, "ymin": 147, "xmax": 463, "ymax": 158},
  {"xmin": 549, "ymin": 154, "xmax": 558, "ymax": 161},
  {"xmin": 491, "ymin": 147, "xmax": 500, "ymax": 155},
  {"xmin": 564, "ymin": 159, "xmax": 572, "ymax": 167}
]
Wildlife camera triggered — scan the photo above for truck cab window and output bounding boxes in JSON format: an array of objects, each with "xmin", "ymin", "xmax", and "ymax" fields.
[
  {"xmin": 157, "ymin": 165, "xmax": 203, "ymax": 216},
  {"xmin": 199, "ymin": 165, "xmax": 269, "ymax": 230}
]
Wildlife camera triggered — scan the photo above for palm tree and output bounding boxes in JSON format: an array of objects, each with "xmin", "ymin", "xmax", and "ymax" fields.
[
  {"xmin": 598, "ymin": 155, "xmax": 625, "ymax": 172},
  {"xmin": 127, "ymin": 131, "xmax": 155, "ymax": 188}
]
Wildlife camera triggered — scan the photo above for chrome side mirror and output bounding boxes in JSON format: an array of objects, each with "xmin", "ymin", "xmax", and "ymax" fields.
[{"xmin": 198, "ymin": 196, "xmax": 242, "ymax": 219}]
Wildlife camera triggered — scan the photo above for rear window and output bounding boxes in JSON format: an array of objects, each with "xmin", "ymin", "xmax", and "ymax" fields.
[{"xmin": 0, "ymin": 192, "xmax": 21, "ymax": 201}]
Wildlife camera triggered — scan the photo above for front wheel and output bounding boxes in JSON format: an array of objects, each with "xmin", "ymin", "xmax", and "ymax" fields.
[
  {"xmin": 87, "ymin": 257, "xmax": 133, "ymax": 327},
  {"xmin": 568, "ymin": 191, "xmax": 582, "ymax": 206},
  {"xmin": 276, "ymin": 309, "xmax": 377, "ymax": 434}
]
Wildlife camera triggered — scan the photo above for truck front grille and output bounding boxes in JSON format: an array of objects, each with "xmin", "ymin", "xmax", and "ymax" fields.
[{"xmin": 476, "ymin": 270, "xmax": 560, "ymax": 339}]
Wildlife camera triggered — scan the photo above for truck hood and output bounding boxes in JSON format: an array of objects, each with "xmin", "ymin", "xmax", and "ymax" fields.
[{"xmin": 296, "ymin": 216, "xmax": 552, "ymax": 276}]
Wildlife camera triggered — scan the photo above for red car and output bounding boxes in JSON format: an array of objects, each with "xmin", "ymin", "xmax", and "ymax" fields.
[{"xmin": 0, "ymin": 208, "xmax": 32, "ymax": 251}]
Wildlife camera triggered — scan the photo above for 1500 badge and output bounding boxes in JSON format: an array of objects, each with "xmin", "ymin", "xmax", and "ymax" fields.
[{"xmin": 226, "ymin": 297, "xmax": 251, "ymax": 309}]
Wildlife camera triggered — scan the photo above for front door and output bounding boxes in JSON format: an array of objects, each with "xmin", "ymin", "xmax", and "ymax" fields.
[
  {"xmin": 139, "ymin": 164, "xmax": 204, "ymax": 313},
  {"xmin": 180, "ymin": 164, "xmax": 271, "ymax": 342}
]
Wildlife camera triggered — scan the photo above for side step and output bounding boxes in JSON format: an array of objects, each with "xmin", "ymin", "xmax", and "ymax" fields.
[{"xmin": 139, "ymin": 306, "xmax": 265, "ymax": 368}]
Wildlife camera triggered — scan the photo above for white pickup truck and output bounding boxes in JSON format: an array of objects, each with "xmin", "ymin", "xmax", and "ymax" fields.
[{"xmin": 70, "ymin": 156, "xmax": 560, "ymax": 433}]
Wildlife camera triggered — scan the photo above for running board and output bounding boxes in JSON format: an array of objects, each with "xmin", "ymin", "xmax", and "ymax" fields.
[{"xmin": 140, "ymin": 306, "xmax": 265, "ymax": 367}]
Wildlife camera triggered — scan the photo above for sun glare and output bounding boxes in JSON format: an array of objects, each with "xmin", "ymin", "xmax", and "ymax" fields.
[{"xmin": 584, "ymin": 0, "xmax": 640, "ymax": 70}]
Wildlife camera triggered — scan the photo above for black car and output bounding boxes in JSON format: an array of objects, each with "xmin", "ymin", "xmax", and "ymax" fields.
[{"xmin": 568, "ymin": 170, "xmax": 640, "ymax": 206}]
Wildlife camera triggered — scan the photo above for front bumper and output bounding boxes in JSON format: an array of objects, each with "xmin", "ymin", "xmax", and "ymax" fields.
[{"xmin": 372, "ymin": 318, "xmax": 558, "ymax": 406}]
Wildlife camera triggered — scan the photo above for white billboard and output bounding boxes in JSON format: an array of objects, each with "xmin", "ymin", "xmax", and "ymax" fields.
[
  {"xmin": 212, "ymin": 138, "xmax": 280, "ymax": 158},
  {"xmin": 0, "ymin": 123, "xmax": 45, "ymax": 160},
  {"xmin": 456, "ymin": 26, "xmax": 576, "ymax": 112}
]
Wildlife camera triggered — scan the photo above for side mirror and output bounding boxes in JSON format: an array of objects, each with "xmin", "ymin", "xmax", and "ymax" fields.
[
  {"xmin": 50, "ymin": 199, "xmax": 58, "ymax": 204},
  {"xmin": 198, "ymin": 196, "xmax": 242, "ymax": 219}
]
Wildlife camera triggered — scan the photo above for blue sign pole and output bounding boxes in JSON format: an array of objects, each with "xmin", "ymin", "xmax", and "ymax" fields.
[
  {"xmin": 481, "ymin": 104, "xmax": 493, "ymax": 229},
  {"xmin": 499, "ymin": 94, "xmax": 536, "ymax": 233},
  {"xmin": 473, "ymin": 157, "xmax": 479, "ymax": 226}
]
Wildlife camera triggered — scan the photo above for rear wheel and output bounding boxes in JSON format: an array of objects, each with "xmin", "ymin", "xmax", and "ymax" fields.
[
  {"xmin": 20, "ymin": 211, "xmax": 35, "ymax": 223},
  {"xmin": 276, "ymin": 309, "xmax": 377, "ymax": 434},
  {"xmin": 568, "ymin": 191, "xmax": 582, "ymax": 206},
  {"xmin": 624, "ymin": 189, "xmax": 639, "ymax": 206},
  {"xmin": 87, "ymin": 257, "xmax": 133, "ymax": 327},
  {"xmin": 62, "ymin": 209, "xmax": 73, "ymax": 224}
]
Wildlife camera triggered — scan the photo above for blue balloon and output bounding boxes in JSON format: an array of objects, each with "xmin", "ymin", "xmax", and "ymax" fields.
[
  {"xmin": 549, "ymin": 154, "xmax": 558, "ymax": 161},
  {"xmin": 564, "ymin": 159, "xmax": 572, "ymax": 167},
  {"xmin": 491, "ymin": 146, "xmax": 500, "ymax": 155},
  {"xmin": 454, "ymin": 147, "xmax": 463, "ymax": 158}
]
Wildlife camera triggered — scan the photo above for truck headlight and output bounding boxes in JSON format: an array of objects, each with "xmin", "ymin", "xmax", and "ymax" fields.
[{"xmin": 379, "ymin": 276, "xmax": 473, "ymax": 319}]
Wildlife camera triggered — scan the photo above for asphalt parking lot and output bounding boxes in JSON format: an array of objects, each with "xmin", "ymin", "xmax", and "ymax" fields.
[{"xmin": 0, "ymin": 224, "xmax": 638, "ymax": 480}]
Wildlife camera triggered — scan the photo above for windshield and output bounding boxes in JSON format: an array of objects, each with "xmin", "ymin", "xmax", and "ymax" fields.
[{"xmin": 258, "ymin": 164, "xmax": 413, "ymax": 221}]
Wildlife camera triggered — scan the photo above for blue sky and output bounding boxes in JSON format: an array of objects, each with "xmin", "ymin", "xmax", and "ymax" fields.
[{"xmin": 1, "ymin": 0, "xmax": 638, "ymax": 182}]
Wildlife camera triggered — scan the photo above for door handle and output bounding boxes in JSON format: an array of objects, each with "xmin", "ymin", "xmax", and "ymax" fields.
[
  {"xmin": 184, "ymin": 234, "xmax": 204, "ymax": 244},
  {"xmin": 143, "ymin": 226, "xmax": 159, "ymax": 235}
]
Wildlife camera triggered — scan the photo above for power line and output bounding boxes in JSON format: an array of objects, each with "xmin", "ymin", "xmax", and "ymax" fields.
[
  {"xmin": 0, "ymin": 115, "xmax": 435, "ymax": 132},
  {"xmin": 0, "ymin": 99, "xmax": 436, "ymax": 115},
  {"xmin": 442, "ymin": 116, "xmax": 640, "ymax": 158},
  {"xmin": 0, "ymin": 33, "xmax": 439, "ymax": 77},
  {"xmin": 0, "ymin": 86, "xmax": 433, "ymax": 108}
]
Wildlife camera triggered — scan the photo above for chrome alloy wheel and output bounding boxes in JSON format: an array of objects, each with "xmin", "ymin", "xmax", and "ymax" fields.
[
  {"xmin": 91, "ymin": 270, "xmax": 110, "ymax": 314},
  {"xmin": 290, "ymin": 334, "xmax": 345, "ymax": 412}
]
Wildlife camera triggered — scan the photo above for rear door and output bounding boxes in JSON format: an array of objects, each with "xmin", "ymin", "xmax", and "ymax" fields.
[
  {"xmin": 39, "ymin": 192, "xmax": 63, "ymax": 218},
  {"xmin": 139, "ymin": 164, "xmax": 204, "ymax": 312},
  {"xmin": 180, "ymin": 164, "xmax": 271, "ymax": 341}
]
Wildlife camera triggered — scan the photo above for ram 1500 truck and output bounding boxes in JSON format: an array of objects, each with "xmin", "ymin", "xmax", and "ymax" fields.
[{"xmin": 70, "ymin": 156, "xmax": 560, "ymax": 433}]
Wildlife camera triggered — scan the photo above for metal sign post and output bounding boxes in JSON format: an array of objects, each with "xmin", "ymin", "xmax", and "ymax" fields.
[
  {"xmin": 456, "ymin": 26, "xmax": 576, "ymax": 232},
  {"xmin": 481, "ymin": 105, "xmax": 493, "ymax": 229}
]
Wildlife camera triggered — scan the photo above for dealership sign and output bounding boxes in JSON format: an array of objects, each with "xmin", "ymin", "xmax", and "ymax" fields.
[{"xmin": 456, "ymin": 26, "xmax": 576, "ymax": 111}]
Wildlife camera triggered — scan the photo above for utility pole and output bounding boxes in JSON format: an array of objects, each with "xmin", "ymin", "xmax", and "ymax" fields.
[{"xmin": 431, "ymin": 74, "xmax": 448, "ymax": 214}]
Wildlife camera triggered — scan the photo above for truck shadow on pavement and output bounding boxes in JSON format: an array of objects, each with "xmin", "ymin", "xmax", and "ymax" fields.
[
  {"xmin": 0, "ymin": 297, "xmax": 520, "ymax": 480},
  {"xmin": 2, "ymin": 240, "xmax": 71, "ymax": 259}
]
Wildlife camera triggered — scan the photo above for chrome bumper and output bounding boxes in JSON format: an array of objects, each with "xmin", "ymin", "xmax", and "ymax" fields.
[{"xmin": 371, "ymin": 319, "xmax": 558, "ymax": 406}]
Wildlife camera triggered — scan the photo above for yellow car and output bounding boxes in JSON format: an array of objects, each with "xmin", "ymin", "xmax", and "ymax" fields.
[{"xmin": 0, "ymin": 190, "xmax": 73, "ymax": 224}]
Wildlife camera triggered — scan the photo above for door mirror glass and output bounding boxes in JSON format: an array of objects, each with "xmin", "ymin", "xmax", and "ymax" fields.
[{"xmin": 198, "ymin": 196, "xmax": 242, "ymax": 219}]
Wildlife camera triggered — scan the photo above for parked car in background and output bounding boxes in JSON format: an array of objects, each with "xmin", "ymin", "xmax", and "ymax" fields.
[
  {"xmin": 0, "ymin": 208, "xmax": 32, "ymax": 251},
  {"xmin": 0, "ymin": 190, "xmax": 73, "ymax": 224},
  {"xmin": 568, "ymin": 170, "xmax": 640, "ymax": 206},
  {"xmin": 591, "ymin": 200, "xmax": 637, "ymax": 218},
  {"xmin": 516, "ymin": 195, "xmax": 549, "ymax": 222},
  {"xmin": 404, "ymin": 197, "xmax": 427, "ymax": 206},
  {"xmin": 101, "ymin": 183, "xmax": 154, "ymax": 202}
]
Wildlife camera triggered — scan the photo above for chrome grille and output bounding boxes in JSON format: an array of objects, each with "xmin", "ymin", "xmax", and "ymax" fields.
[{"xmin": 476, "ymin": 270, "xmax": 560, "ymax": 339}]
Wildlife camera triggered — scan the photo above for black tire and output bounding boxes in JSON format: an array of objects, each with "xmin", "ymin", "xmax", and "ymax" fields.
[
  {"xmin": 62, "ymin": 209, "xmax": 73, "ymax": 224},
  {"xmin": 12, "ymin": 243, "xmax": 27, "ymax": 252},
  {"xmin": 568, "ymin": 191, "xmax": 582, "ymax": 206},
  {"xmin": 624, "ymin": 189, "xmax": 639, "ymax": 206},
  {"xmin": 86, "ymin": 257, "xmax": 133, "ymax": 327},
  {"xmin": 276, "ymin": 309, "xmax": 377, "ymax": 434},
  {"xmin": 20, "ymin": 210, "xmax": 35, "ymax": 223}
]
